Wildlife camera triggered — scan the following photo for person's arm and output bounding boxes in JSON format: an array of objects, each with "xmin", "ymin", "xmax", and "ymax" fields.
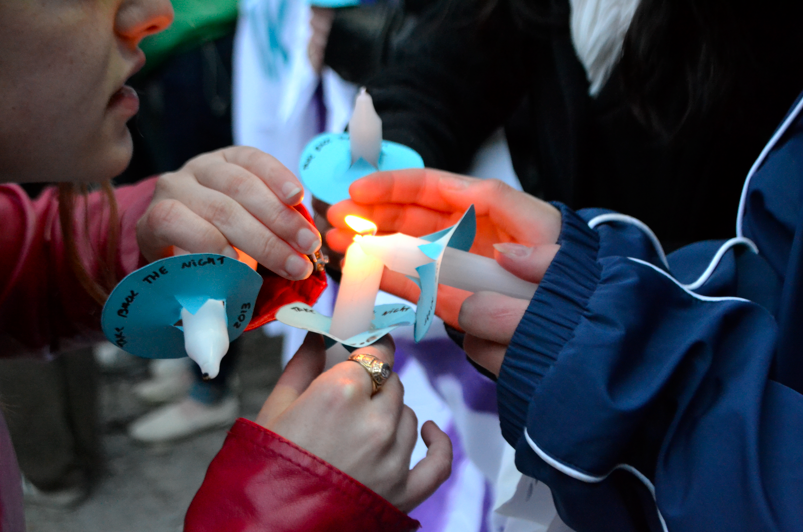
[
  {"xmin": 363, "ymin": 0, "xmax": 532, "ymax": 172},
  {"xmin": 185, "ymin": 335, "xmax": 452, "ymax": 532},
  {"xmin": 492, "ymin": 204, "xmax": 803, "ymax": 531},
  {"xmin": 0, "ymin": 147, "xmax": 328, "ymax": 356},
  {"xmin": 328, "ymin": 167, "xmax": 803, "ymax": 530}
]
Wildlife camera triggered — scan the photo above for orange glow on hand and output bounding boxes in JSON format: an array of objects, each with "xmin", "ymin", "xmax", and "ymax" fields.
[{"xmin": 234, "ymin": 248, "xmax": 258, "ymax": 270}]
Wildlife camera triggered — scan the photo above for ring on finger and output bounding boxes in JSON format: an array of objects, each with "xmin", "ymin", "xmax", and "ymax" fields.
[{"xmin": 347, "ymin": 353, "xmax": 392, "ymax": 394}]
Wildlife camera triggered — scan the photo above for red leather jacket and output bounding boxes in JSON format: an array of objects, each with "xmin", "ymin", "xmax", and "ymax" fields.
[{"xmin": 186, "ymin": 419, "xmax": 420, "ymax": 532}]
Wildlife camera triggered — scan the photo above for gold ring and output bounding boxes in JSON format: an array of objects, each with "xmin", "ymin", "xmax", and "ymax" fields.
[{"xmin": 347, "ymin": 353, "xmax": 392, "ymax": 393}]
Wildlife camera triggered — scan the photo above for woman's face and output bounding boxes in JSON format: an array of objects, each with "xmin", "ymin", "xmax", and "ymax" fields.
[{"xmin": 0, "ymin": 0, "xmax": 173, "ymax": 184}]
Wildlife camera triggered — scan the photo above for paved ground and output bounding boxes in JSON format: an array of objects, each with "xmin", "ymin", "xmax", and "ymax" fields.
[{"xmin": 23, "ymin": 332, "xmax": 283, "ymax": 532}]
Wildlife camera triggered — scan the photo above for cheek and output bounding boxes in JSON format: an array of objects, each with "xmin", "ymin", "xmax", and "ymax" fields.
[{"xmin": 0, "ymin": 105, "xmax": 133, "ymax": 184}]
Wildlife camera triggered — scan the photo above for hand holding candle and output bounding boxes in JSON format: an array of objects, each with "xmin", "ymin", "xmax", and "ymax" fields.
[{"xmin": 327, "ymin": 168, "xmax": 563, "ymax": 328}]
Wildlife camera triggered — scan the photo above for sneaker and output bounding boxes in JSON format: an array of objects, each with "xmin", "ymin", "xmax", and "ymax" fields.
[
  {"xmin": 133, "ymin": 359, "xmax": 194, "ymax": 405},
  {"xmin": 21, "ymin": 475, "xmax": 87, "ymax": 508},
  {"xmin": 128, "ymin": 396, "xmax": 239, "ymax": 444},
  {"xmin": 94, "ymin": 342, "xmax": 143, "ymax": 373}
]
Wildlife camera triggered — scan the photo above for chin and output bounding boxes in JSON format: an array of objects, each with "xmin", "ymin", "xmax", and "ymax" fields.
[{"xmin": 86, "ymin": 129, "xmax": 134, "ymax": 183}]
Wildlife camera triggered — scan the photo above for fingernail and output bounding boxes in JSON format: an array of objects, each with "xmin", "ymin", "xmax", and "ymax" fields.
[
  {"xmin": 493, "ymin": 242, "xmax": 533, "ymax": 258},
  {"xmin": 282, "ymin": 182, "xmax": 303, "ymax": 202},
  {"xmin": 438, "ymin": 175, "xmax": 469, "ymax": 191},
  {"xmin": 285, "ymin": 254, "xmax": 312, "ymax": 279},
  {"xmin": 296, "ymin": 228, "xmax": 321, "ymax": 255},
  {"xmin": 221, "ymin": 246, "xmax": 239, "ymax": 259}
]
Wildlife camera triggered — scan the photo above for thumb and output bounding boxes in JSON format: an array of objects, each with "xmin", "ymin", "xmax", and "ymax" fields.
[
  {"xmin": 256, "ymin": 332, "xmax": 326, "ymax": 427},
  {"xmin": 400, "ymin": 421, "xmax": 453, "ymax": 513},
  {"xmin": 493, "ymin": 243, "xmax": 560, "ymax": 284}
]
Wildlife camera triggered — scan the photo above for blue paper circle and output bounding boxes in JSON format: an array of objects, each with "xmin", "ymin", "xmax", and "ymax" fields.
[
  {"xmin": 299, "ymin": 133, "xmax": 424, "ymax": 205},
  {"xmin": 101, "ymin": 254, "xmax": 263, "ymax": 359}
]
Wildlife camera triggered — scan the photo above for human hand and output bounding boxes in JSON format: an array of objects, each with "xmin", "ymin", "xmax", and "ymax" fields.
[
  {"xmin": 256, "ymin": 333, "xmax": 453, "ymax": 512},
  {"xmin": 136, "ymin": 146, "xmax": 321, "ymax": 280},
  {"xmin": 308, "ymin": 7, "xmax": 335, "ymax": 75},
  {"xmin": 327, "ymin": 168, "xmax": 562, "ymax": 327},
  {"xmin": 458, "ymin": 243, "xmax": 559, "ymax": 376}
]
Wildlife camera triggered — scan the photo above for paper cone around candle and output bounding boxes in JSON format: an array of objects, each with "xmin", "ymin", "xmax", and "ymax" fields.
[
  {"xmin": 101, "ymin": 253, "xmax": 263, "ymax": 359},
  {"xmin": 409, "ymin": 205, "xmax": 476, "ymax": 341},
  {"xmin": 299, "ymin": 132, "xmax": 424, "ymax": 205},
  {"xmin": 275, "ymin": 302, "xmax": 415, "ymax": 349}
]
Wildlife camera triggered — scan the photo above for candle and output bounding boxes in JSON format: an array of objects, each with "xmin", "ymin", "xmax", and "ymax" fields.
[
  {"xmin": 355, "ymin": 231, "xmax": 537, "ymax": 300},
  {"xmin": 182, "ymin": 298, "xmax": 229, "ymax": 379},
  {"xmin": 328, "ymin": 218, "xmax": 384, "ymax": 345},
  {"xmin": 349, "ymin": 87, "xmax": 382, "ymax": 167}
]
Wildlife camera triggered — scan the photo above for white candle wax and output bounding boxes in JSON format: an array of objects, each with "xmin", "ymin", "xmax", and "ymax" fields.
[
  {"xmin": 349, "ymin": 87, "xmax": 382, "ymax": 167},
  {"xmin": 181, "ymin": 298, "xmax": 229, "ymax": 379},
  {"xmin": 356, "ymin": 233, "xmax": 537, "ymax": 300},
  {"xmin": 329, "ymin": 239, "xmax": 384, "ymax": 342}
]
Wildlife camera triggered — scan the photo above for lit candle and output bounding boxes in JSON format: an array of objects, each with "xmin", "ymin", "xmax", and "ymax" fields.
[
  {"xmin": 329, "ymin": 217, "xmax": 384, "ymax": 346},
  {"xmin": 349, "ymin": 87, "xmax": 382, "ymax": 167},
  {"xmin": 353, "ymin": 226, "xmax": 537, "ymax": 300}
]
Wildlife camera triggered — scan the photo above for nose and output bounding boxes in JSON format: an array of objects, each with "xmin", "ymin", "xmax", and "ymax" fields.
[{"xmin": 115, "ymin": 0, "xmax": 174, "ymax": 46}]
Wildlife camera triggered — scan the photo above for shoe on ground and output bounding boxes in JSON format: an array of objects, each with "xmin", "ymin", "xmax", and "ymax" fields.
[
  {"xmin": 133, "ymin": 359, "xmax": 194, "ymax": 405},
  {"xmin": 22, "ymin": 475, "xmax": 88, "ymax": 508},
  {"xmin": 128, "ymin": 396, "xmax": 239, "ymax": 444}
]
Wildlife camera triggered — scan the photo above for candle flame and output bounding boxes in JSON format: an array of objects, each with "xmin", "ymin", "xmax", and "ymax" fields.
[{"xmin": 345, "ymin": 215, "xmax": 377, "ymax": 237}]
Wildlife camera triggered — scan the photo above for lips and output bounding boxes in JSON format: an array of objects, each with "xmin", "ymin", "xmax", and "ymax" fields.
[{"xmin": 108, "ymin": 84, "xmax": 140, "ymax": 115}]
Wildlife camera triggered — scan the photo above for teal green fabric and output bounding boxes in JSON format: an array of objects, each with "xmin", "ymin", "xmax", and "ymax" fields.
[{"xmin": 139, "ymin": 0, "xmax": 238, "ymax": 76}]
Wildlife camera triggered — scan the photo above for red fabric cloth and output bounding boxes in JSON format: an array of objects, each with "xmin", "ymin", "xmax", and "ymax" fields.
[
  {"xmin": 186, "ymin": 419, "xmax": 420, "ymax": 532},
  {"xmin": 246, "ymin": 205, "xmax": 327, "ymax": 330}
]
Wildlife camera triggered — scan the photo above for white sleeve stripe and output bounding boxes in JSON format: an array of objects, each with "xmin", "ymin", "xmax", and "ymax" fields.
[
  {"xmin": 524, "ymin": 428, "xmax": 669, "ymax": 532},
  {"xmin": 628, "ymin": 258, "xmax": 750, "ymax": 303},
  {"xmin": 681, "ymin": 237, "xmax": 758, "ymax": 290},
  {"xmin": 737, "ymin": 96, "xmax": 803, "ymax": 238},
  {"xmin": 587, "ymin": 213, "xmax": 670, "ymax": 268},
  {"xmin": 587, "ymin": 216, "xmax": 758, "ymax": 294}
]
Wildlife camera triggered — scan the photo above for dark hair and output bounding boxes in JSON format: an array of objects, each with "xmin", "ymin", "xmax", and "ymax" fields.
[
  {"xmin": 619, "ymin": 0, "xmax": 746, "ymax": 138},
  {"xmin": 474, "ymin": 0, "xmax": 748, "ymax": 138}
]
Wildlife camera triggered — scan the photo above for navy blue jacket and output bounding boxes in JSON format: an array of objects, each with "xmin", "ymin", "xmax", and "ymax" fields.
[{"xmin": 497, "ymin": 93, "xmax": 803, "ymax": 531}]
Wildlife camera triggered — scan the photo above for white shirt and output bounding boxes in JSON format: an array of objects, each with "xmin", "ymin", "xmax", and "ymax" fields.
[{"xmin": 569, "ymin": 0, "xmax": 641, "ymax": 96}]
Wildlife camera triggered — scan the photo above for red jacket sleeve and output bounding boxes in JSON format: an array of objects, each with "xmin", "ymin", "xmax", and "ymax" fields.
[
  {"xmin": 185, "ymin": 419, "xmax": 420, "ymax": 532},
  {"xmin": 0, "ymin": 180, "xmax": 326, "ymax": 356}
]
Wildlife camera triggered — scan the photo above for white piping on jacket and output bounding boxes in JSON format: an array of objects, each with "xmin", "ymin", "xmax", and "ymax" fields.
[
  {"xmin": 588, "ymin": 213, "xmax": 670, "ymax": 269},
  {"xmin": 737, "ymin": 96, "xmax": 803, "ymax": 238},
  {"xmin": 587, "ymin": 215, "xmax": 758, "ymax": 291},
  {"xmin": 524, "ymin": 428, "xmax": 669, "ymax": 532}
]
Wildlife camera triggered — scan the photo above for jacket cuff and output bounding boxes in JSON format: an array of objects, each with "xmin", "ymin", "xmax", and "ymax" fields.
[
  {"xmin": 497, "ymin": 203, "xmax": 601, "ymax": 446},
  {"xmin": 186, "ymin": 418, "xmax": 419, "ymax": 532}
]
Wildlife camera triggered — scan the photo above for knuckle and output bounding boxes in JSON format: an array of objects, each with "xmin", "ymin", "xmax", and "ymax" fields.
[
  {"xmin": 403, "ymin": 405, "xmax": 417, "ymax": 427},
  {"xmin": 252, "ymin": 232, "xmax": 284, "ymax": 265},
  {"xmin": 145, "ymin": 199, "xmax": 183, "ymax": 234},
  {"xmin": 204, "ymin": 198, "xmax": 236, "ymax": 228},
  {"xmin": 482, "ymin": 178, "xmax": 510, "ymax": 196},
  {"xmin": 219, "ymin": 168, "xmax": 255, "ymax": 198}
]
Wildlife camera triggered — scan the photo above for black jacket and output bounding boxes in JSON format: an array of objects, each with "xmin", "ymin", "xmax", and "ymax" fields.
[{"xmin": 355, "ymin": 0, "xmax": 803, "ymax": 246}]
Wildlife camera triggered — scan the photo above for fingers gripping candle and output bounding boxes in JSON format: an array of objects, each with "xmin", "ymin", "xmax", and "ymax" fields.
[{"xmin": 354, "ymin": 229, "xmax": 538, "ymax": 300}]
